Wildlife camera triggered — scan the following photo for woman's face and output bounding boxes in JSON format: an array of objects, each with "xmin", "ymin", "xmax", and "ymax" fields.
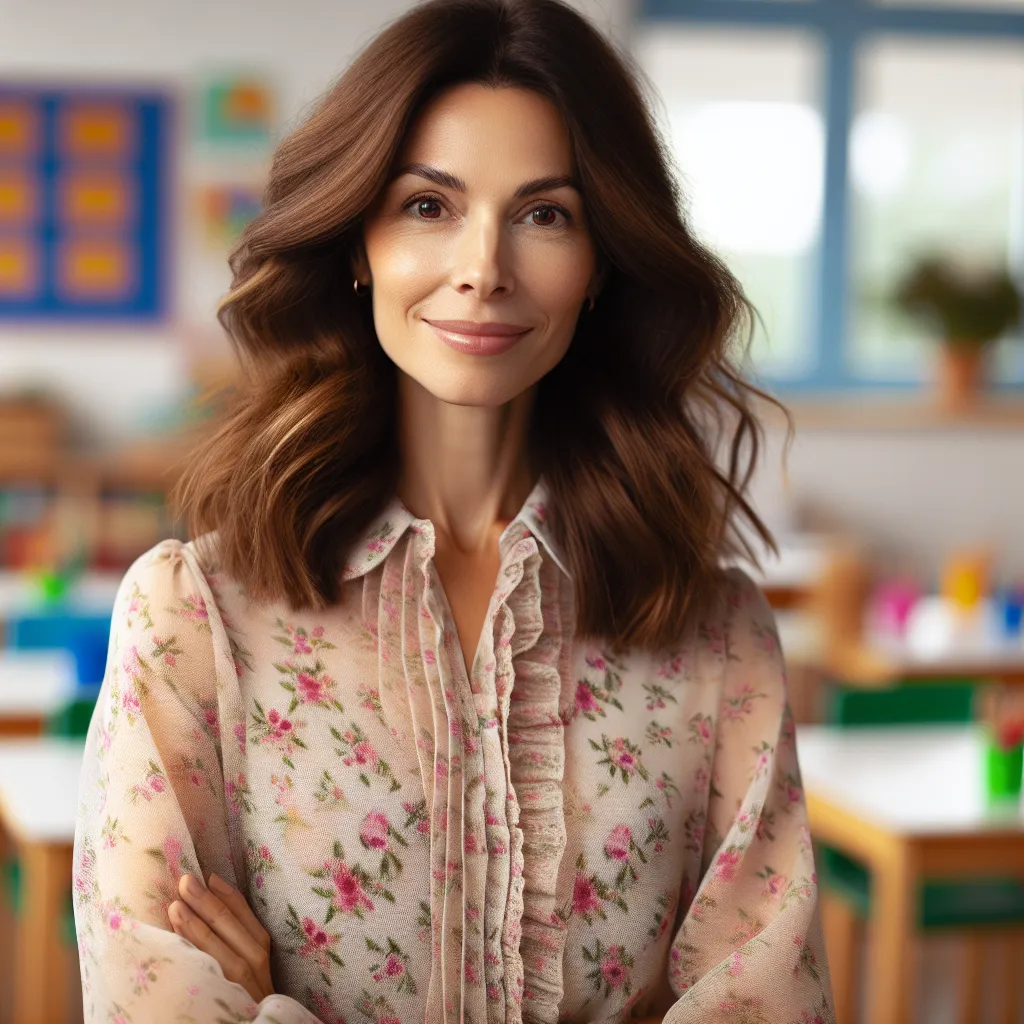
[{"xmin": 358, "ymin": 83, "xmax": 601, "ymax": 408}]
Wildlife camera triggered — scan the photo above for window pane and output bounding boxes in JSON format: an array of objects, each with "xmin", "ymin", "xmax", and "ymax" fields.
[
  {"xmin": 874, "ymin": 0, "xmax": 1024, "ymax": 10},
  {"xmin": 848, "ymin": 38, "xmax": 1024, "ymax": 382},
  {"xmin": 633, "ymin": 27, "xmax": 824, "ymax": 379}
]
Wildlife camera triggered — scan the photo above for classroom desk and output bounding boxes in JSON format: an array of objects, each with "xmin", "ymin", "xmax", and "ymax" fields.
[
  {"xmin": 826, "ymin": 633, "xmax": 1024, "ymax": 688},
  {"xmin": 0, "ymin": 737, "xmax": 85, "ymax": 1024},
  {"xmin": 0, "ymin": 651, "xmax": 77, "ymax": 736},
  {"xmin": 796, "ymin": 725, "xmax": 1024, "ymax": 1024}
]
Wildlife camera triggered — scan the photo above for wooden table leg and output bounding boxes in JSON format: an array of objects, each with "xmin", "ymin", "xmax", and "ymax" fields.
[
  {"xmin": 865, "ymin": 839, "xmax": 917, "ymax": 1024},
  {"xmin": 821, "ymin": 889, "xmax": 861, "ymax": 1024},
  {"xmin": 14, "ymin": 841, "xmax": 73, "ymax": 1024}
]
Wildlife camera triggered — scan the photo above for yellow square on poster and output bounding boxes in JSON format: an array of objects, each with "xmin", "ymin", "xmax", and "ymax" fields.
[
  {"xmin": 0, "ymin": 237, "xmax": 41, "ymax": 298},
  {"xmin": 60, "ymin": 172, "xmax": 134, "ymax": 229},
  {"xmin": 59, "ymin": 103, "xmax": 135, "ymax": 161},
  {"xmin": 0, "ymin": 102, "xmax": 40, "ymax": 158},
  {"xmin": 0, "ymin": 172, "xmax": 37, "ymax": 227},
  {"xmin": 57, "ymin": 237, "xmax": 136, "ymax": 301}
]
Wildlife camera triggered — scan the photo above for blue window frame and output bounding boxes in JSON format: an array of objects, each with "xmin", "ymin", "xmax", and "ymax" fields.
[{"xmin": 637, "ymin": 0, "xmax": 1024, "ymax": 392}]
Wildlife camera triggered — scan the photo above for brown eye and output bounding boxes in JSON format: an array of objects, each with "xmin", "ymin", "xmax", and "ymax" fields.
[
  {"xmin": 411, "ymin": 198, "xmax": 443, "ymax": 219},
  {"xmin": 531, "ymin": 207, "xmax": 559, "ymax": 227}
]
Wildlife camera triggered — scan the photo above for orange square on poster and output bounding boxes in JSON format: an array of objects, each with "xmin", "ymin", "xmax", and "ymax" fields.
[
  {"xmin": 0, "ymin": 102, "xmax": 40, "ymax": 159},
  {"xmin": 0, "ymin": 172, "xmax": 37, "ymax": 227},
  {"xmin": 60, "ymin": 172, "xmax": 134, "ymax": 228},
  {"xmin": 59, "ymin": 104, "xmax": 135, "ymax": 161},
  {"xmin": 0, "ymin": 237, "xmax": 41, "ymax": 298},
  {"xmin": 57, "ymin": 237, "xmax": 136, "ymax": 301}
]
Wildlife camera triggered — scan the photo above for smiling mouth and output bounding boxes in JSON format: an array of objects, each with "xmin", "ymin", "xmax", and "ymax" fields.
[{"xmin": 424, "ymin": 321, "xmax": 530, "ymax": 356}]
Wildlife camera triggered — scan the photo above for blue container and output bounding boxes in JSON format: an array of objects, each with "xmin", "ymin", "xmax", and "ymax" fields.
[
  {"xmin": 995, "ymin": 588, "xmax": 1024, "ymax": 638},
  {"xmin": 6, "ymin": 612, "xmax": 113, "ymax": 687}
]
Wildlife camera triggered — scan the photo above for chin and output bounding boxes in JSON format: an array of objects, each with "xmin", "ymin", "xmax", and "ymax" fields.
[{"xmin": 416, "ymin": 371, "xmax": 525, "ymax": 408}]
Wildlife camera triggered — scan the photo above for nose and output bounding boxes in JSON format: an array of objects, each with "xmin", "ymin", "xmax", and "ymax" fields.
[{"xmin": 449, "ymin": 211, "xmax": 514, "ymax": 300}]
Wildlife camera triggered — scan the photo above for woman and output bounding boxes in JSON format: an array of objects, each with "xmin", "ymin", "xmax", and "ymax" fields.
[{"xmin": 73, "ymin": 0, "xmax": 835, "ymax": 1021}]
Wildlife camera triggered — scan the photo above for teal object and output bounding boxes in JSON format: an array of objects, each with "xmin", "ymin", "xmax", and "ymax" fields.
[
  {"xmin": 820, "ymin": 680, "xmax": 1024, "ymax": 930},
  {"xmin": 6, "ymin": 611, "xmax": 112, "ymax": 687}
]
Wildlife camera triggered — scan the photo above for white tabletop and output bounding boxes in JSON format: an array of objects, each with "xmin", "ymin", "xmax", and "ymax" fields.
[
  {"xmin": 0, "ymin": 650, "xmax": 76, "ymax": 717},
  {"xmin": 0, "ymin": 737, "xmax": 86, "ymax": 844},
  {"xmin": 731, "ymin": 536, "xmax": 827, "ymax": 591},
  {"xmin": 796, "ymin": 724, "xmax": 1024, "ymax": 836}
]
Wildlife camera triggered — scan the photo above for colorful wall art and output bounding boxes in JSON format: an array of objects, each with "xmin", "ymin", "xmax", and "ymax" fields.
[{"xmin": 0, "ymin": 86, "xmax": 171, "ymax": 321}]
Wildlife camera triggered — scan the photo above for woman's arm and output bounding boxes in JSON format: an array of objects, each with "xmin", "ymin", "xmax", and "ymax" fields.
[
  {"xmin": 73, "ymin": 540, "xmax": 324, "ymax": 1023},
  {"xmin": 659, "ymin": 569, "xmax": 835, "ymax": 1022}
]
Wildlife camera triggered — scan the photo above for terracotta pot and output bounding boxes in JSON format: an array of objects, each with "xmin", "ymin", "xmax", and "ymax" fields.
[{"xmin": 936, "ymin": 343, "xmax": 987, "ymax": 411}]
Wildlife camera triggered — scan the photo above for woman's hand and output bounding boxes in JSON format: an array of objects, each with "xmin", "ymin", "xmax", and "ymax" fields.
[{"xmin": 169, "ymin": 872, "xmax": 275, "ymax": 1003}]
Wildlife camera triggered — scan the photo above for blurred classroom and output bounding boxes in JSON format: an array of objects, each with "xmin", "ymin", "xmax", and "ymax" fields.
[{"xmin": 1, "ymin": 0, "xmax": 1024, "ymax": 1022}]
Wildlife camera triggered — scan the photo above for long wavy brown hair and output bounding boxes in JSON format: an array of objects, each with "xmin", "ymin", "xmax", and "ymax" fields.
[{"xmin": 175, "ymin": 0, "xmax": 792, "ymax": 656}]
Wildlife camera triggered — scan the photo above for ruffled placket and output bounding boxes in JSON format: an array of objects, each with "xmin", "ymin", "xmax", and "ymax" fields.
[{"xmin": 403, "ymin": 517, "xmax": 573, "ymax": 1024}]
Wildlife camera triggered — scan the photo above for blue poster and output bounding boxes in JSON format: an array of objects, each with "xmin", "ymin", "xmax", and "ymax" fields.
[{"xmin": 0, "ymin": 86, "xmax": 171, "ymax": 322}]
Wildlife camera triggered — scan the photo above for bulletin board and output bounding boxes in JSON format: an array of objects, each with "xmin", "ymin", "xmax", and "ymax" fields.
[{"xmin": 0, "ymin": 86, "xmax": 172, "ymax": 322}]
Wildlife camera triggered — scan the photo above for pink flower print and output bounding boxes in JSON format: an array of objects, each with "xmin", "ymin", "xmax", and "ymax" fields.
[
  {"xmin": 293, "ymin": 634, "xmax": 313, "ymax": 655},
  {"xmin": 122, "ymin": 645, "xmax": 143, "ymax": 678},
  {"xmin": 360, "ymin": 811, "xmax": 391, "ymax": 851},
  {"xmin": 108, "ymin": 909, "xmax": 122, "ymax": 930},
  {"xmin": 164, "ymin": 653, "xmax": 176, "ymax": 667},
  {"xmin": 714, "ymin": 848, "xmax": 741, "ymax": 882},
  {"xmin": 312, "ymin": 625, "xmax": 324, "ymax": 639},
  {"xmin": 434, "ymin": 756, "xmax": 448, "ymax": 780},
  {"xmin": 488, "ymin": 983, "xmax": 501, "ymax": 1000},
  {"xmin": 203, "ymin": 707, "xmax": 220, "ymax": 737},
  {"xmin": 611, "ymin": 738, "xmax": 637, "ymax": 775},
  {"xmin": 572, "ymin": 874, "xmax": 601, "ymax": 916},
  {"xmin": 351, "ymin": 740, "xmax": 378, "ymax": 769},
  {"xmin": 121, "ymin": 686, "xmax": 141, "ymax": 717},
  {"xmin": 465, "ymin": 960, "xmax": 479, "ymax": 984},
  {"xmin": 233, "ymin": 722, "xmax": 246, "ymax": 752},
  {"xmin": 763, "ymin": 872, "xmax": 787, "ymax": 899},
  {"xmin": 332, "ymin": 862, "xmax": 374, "ymax": 915},
  {"xmin": 575, "ymin": 681, "xmax": 600, "ymax": 715},
  {"xmin": 604, "ymin": 824, "xmax": 632, "ymax": 862},
  {"xmin": 727, "ymin": 950, "xmax": 744, "ymax": 977},
  {"xmin": 600, "ymin": 946, "xmax": 628, "ymax": 989},
  {"xmin": 162, "ymin": 836, "xmax": 183, "ymax": 878},
  {"xmin": 383, "ymin": 953, "xmax": 404, "ymax": 978},
  {"xmin": 182, "ymin": 594, "xmax": 209, "ymax": 622},
  {"xmin": 296, "ymin": 672, "xmax": 327, "ymax": 704},
  {"xmin": 424, "ymin": 649, "xmax": 436, "ymax": 666}
]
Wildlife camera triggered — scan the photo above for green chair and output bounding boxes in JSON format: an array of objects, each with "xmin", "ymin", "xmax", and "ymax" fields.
[
  {"xmin": 818, "ymin": 679, "xmax": 1024, "ymax": 1023},
  {"xmin": 2, "ymin": 695, "xmax": 98, "ymax": 944}
]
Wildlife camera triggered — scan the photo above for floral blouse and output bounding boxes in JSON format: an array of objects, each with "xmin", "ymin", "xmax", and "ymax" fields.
[{"xmin": 73, "ymin": 475, "xmax": 834, "ymax": 1024}]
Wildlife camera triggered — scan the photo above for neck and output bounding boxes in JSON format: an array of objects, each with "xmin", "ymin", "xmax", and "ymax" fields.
[{"xmin": 395, "ymin": 372, "xmax": 537, "ymax": 558}]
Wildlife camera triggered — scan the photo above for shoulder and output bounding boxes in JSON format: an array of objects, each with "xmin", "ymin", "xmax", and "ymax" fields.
[{"xmin": 112, "ymin": 535, "xmax": 226, "ymax": 632}]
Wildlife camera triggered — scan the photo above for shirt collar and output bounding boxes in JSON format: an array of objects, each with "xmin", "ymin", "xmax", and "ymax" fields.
[{"xmin": 340, "ymin": 473, "xmax": 571, "ymax": 583}]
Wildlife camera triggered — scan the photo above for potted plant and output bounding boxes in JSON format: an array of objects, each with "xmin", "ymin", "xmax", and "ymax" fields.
[{"xmin": 891, "ymin": 256, "xmax": 1022, "ymax": 409}]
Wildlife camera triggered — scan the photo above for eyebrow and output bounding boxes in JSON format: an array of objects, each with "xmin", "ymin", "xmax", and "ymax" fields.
[{"xmin": 393, "ymin": 163, "xmax": 581, "ymax": 198}]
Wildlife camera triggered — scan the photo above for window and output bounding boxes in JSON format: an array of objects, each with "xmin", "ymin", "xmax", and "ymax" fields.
[
  {"xmin": 634, "ymin": 0, "xmax": 1024, "ymax": 391},
  {"xmin": 634, "ymin": 27, "xmax": 824, "ymax": 379}
]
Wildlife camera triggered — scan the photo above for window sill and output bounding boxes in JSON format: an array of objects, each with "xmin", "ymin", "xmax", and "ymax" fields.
[{"xmin": 755, "ymin": 394, "xmax": 1024, "ymax": 431}]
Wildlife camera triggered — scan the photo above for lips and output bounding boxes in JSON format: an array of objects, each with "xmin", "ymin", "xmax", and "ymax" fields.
[
  {"xmin": 423, "ymin": 319, "xmax": 530, "ymax": 336},
  {"xmin": 425, "ymin": 319, "xmax": 530, "ymax": 356}
]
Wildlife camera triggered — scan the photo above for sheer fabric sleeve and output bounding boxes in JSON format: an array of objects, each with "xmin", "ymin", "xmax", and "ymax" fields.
[
  {"xmin": 662, "ymin": 568, "xmax": 836, "ymax": 1024},
  {"xmin": 72, "ymin": 539, "xmax": 324, "ymax": 1023}
]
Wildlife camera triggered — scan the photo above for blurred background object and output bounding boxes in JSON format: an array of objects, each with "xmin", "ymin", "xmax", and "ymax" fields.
[{"xmin": 0, "ymin": 0, "xmax": 1022, "ymax": 1021}]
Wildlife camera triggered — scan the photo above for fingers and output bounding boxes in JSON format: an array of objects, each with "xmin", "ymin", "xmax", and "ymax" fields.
[
  {"xmin": 207, "ymin": 873, "xmax": 272, "ymax": 953},
  {"xmin": 169, "ymin": 897, "xmax": 266, "ymax": 999},
  {"xmin": 173, "ymin": 874, "xmax": 272, "ymax": 998}
]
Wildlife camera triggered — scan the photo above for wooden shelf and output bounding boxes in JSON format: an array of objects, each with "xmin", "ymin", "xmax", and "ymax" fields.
[{"xmin": 755, "ymin": 394, "xmax": 1024, "ymax": 431}]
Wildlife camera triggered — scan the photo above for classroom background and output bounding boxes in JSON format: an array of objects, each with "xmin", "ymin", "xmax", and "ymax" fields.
[{"xmin": 1, "ymin": 0, "xmax": 1023, "ymax": 1021}]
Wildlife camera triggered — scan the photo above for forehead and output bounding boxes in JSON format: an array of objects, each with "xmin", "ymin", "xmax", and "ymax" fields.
[{"xmin": 396, "ymin": 83, "xmax": 576, "ymax": 180}]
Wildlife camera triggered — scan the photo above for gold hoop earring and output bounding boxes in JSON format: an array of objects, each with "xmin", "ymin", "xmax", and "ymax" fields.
[{"xmin": 353, "ymin": 278, "xmax": 369, "ymax": 296}]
